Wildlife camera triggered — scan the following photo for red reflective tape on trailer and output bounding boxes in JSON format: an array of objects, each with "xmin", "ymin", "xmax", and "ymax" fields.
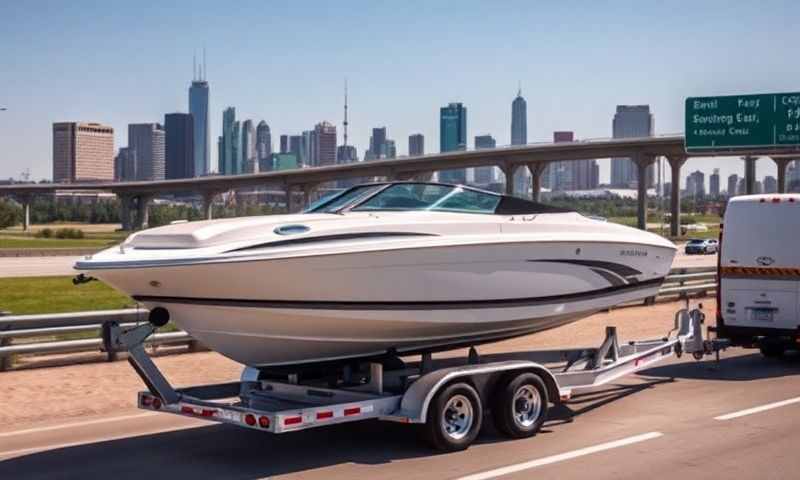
[
  {"xmin": 181, "ymin": 406, "xmax": 194, "ymax": 414},
  {"xmin": 316, "ymin": 411, "xmax": 334, "ymax": 420},
  {"xmin": 344, "ymin": 407, "xmax": 361, "ymax": 416},
  {"xmin": 284, "ymin": 416, "xmax": 303, "ymax": 426},
  {"xmin": 201, "ymin": 409, "xmax": 217, "ymax": 417}
]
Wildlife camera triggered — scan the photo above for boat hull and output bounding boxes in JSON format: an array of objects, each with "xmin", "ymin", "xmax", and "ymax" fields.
[{"xmin": 88, "ymin": 240, "xmax": 673, "ymax": 366}]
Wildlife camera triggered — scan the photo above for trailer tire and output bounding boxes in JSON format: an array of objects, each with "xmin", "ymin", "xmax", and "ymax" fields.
[
  {"xmin": 423, "ymin": 382, "xmax": 482, "ymax": 452},
  {"xmin": 492, "ymin": 372, "xmax": 548, "ymax": 439},
  {"xmin": 760, "ymin": 342, "xmax": 786, "ymax": 359}
]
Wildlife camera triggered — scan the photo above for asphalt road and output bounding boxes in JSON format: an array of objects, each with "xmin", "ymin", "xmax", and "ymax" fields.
[{"xmin": 1, "ymin": 349, "xmax": 797, "ymax": 479}]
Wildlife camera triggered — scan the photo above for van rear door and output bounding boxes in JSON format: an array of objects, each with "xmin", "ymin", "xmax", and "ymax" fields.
[{"xmin": 720, "ymin": 197, "xmax": 800, "ymax": 332}]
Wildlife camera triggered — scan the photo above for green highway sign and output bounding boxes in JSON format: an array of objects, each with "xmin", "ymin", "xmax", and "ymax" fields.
[{"xmin": 685, "ymin": 92, "xmax": 800, "ymax": 152}]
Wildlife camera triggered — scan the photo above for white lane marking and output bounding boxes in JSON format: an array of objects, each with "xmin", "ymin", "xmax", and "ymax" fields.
[
  {"xmin": 0, "ymin": 412, "xmax": 156, "ymax": 438},
  {"xmin": 0, "ymin": 423, "xmax": 196, "ymax": 459},
  {"xmin": 456, "ymin": 431, "xmax": 663, "ymax": 480},
  {"xmin": 714, "ymin": 396, "xmax": 800, "ymax": 421}
]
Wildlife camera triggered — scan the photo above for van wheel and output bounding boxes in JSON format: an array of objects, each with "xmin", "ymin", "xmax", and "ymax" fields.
[
  {"xmin": 423, "ymin": 382, "xmax": 482, "ymax": 452},
  {"xmin": 492, "ymin": 372, "xmax": 549, "ymax": 439},
  {"xmin": 760, "ymin": 342, "xmax": 786, "ymax": 358}
]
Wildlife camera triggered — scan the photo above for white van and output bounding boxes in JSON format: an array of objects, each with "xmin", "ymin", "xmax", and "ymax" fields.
[{"xmin": 718, "ymin": 194, "xmax": 800, "ymax": 357}]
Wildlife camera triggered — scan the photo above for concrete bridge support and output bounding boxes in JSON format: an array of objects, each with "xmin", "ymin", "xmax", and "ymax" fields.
[
  {"xmin": 116, "ymin": 194, "xmax": 135, "ymax": 231},
  {"xmin": 634, "ymin": 154, "xmax": 656, "ymax": 231},
  {"xmin": 285, "ymin": 185, "xmax": 299, "ymax": 213},
  {"xmin": 500, "ymin": 164, "xmax": 518, "ymax": 196},
  {"xmin": 17, "ymin": 194, "xmax": 32, "ymax": 232},
  {"xmin": 201, "ymin": 190, "xmax": 219, "ymax": 220},
  {"xmin": 667, "ymin": 155, "xmax": 687, "ymax": 237},
  {"xmin": 527, "ymin": 162, "xmax": 548, "ymax": 203},
  {"xmin": 134, "ymin": 194, "xmax": 153, "ymax": 230},
  {"xmin": 744, "ymin": 156, "xmax": 757, "ymax": 194},
  {"xmin": 302, "ymin": 184, "xmax": 319, "ymax": 209},
  {"xmin": 772, "ymin": 157, "xmax": 792, "ymax": 193}
]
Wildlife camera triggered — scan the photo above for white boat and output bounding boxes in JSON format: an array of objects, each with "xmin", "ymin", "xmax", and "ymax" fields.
[{"xmin": 76, "ymin": 182, "xmax": 676, "ymax": 367}]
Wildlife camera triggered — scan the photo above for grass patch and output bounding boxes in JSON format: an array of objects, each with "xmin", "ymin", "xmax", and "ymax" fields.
[
  {"xmin": 0, "ymin": 276, "xmax": 133, "ymax": 315},
  {"xmin": 0, "ymin": 235, "xmax": 118, "ymax": 249}
]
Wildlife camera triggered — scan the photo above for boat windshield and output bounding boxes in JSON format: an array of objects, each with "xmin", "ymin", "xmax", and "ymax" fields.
[
  {"xmin": 351, "ymin": 183, "xmax": 501, "ymax": 214},
  {"xmin": 305, "ymin": 184, "xmax": 385, "ymax": 213}
]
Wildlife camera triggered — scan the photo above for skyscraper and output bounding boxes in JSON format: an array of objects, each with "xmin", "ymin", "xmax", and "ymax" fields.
[
  {"xmin": 547, "ymin": 131, "xmax": 598, "ymax": 191},
  {"xmin": 114, "ymin": 147, "xmax": 136, "ymax": 182},
  {"xmin": 280, "ymin": 135, "xmax": 289, "ymax": 154},
  {"xmin": 188, "ymin": 54, "xmax": 209, "ymax": 177},
  {"xmin": 685, "ymin": 170, "xmax": 705, "ymax": 198},
  {"xmin": 164, "ymin": 113, "xmax": 194, "ymax": 179},
  {"xmin": 337, "ymin": 145, "xmax": 357, "ymax": 163},
  {"xmin": 511, "ymin": 88, "xmax": 530, "ymax": 195},
  {"xmin": 727, "ymin": 174, "xmax": 739, "ymax": 197},
  {"xmin": 369, "ymin": 127, "xmax": 387, "ymax": 159},
  {"xmin": 289, "ymin": 135, "xmax": 302, "ymax": 164},
  {"xmin": 218, "ymin": 107, "xmax": 239, "ymax": 175},
  {"xmin": 52, "ymin": 122, "xmax": 115, "ymax": 183},
  {"xmin": 409, "ymin": 134, "xmax": 424, "ymax": 156},
  {"xmin": 128, "ymin": 123, "xmax": 165, "ymax": 181},
  {"xmin": 241, "ymin": 119, "xmax": 256, "ymax": 173},
  {"xmin": 764, "ymin": 175, "xmax": 778, "ymax": 193},
  {"xmin": 256, "ymin": 121, "xmax": 272, "ymax": 168},
  {"xmin": 384, "ymin": 139, "xmax": 397, "ymax": 159},
  {"xmin": 709, "ymin": 168, "xmax": 720, "ymax": 197},
  {"xmin": 474, "ymin": 134, "xmax": 496, "ymax": 185},
  {"xmin": 439, "ymin": 102, "xmax": 467, "ymax": 184},
  {"xmin": 312, "ymin": 121, "xmax": 337, "ymax": 166},
  {"xmin": 611, "ymin": 105, "xmax": 654, "ymax": 188}
]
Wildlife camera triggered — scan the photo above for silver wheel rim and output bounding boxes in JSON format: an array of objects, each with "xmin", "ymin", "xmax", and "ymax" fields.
[
  {"xmin": 441, "ymin": 394, "xmax": 474, "ymax": 440},
  {"xmin": 512, "ymin": 385, "xmax": 542, "ymax": 428}
]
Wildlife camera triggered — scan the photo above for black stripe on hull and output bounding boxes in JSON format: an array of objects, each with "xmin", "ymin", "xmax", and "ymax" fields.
[
  {"xmin": 527, "ymin": 259, "xmax": 643, "ymax": 278},
  {"xmin": 133, "ymin": 277, "xmax": 664, "ymax": 311}
]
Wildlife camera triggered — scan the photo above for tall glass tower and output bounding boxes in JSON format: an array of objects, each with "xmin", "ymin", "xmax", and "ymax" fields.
[
  {"xmin": 439, "ymin": 102, "xmax": 467, "ymax": 184},
  {"xmin": 189, "ymin": 55, "xmax": 209, "ymax": 176},
  {"xmin": 511, "ymin": 88, "xmax": 530, "ymax": 196}
]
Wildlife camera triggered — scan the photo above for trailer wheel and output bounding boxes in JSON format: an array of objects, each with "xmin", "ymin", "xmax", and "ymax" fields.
[
  {"xmin": 423, "ymin": 382, "xmax": 482, "ymax": 452},
  {"xmin": 492, "ymin": 372, "xmax": 548, "ymax": 439}
]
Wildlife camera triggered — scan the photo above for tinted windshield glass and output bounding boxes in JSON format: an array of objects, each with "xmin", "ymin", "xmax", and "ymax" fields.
[
  {"xmin": 306, "ymin": 184, "xmax": 384, "ymax": 213},
  {"xmin": 688, "ymin": 240, "xmax": 704, "ymax": 244},
  {"xmin": 352, "ymin": 183, "xmax": 500, "ymax": 214}
]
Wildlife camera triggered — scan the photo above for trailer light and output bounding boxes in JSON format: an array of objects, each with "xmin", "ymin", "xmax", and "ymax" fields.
[
  {"xmin": 245, "ymin": 414, "xmax": 257, "ymax": 426},
  {"xmin": 284, "ymin": 416, "xmax": 302, "ymax": 426},
  {"xmin": 760, "ymin": 198, "xmax": 766, "ymax": 203},
  {"xmin": 181, "ymin": 406, "xmax": 194, "ymax": 414},
  {"xmin": 152, "ymin": 397, "xmax": 162, "ymax": 410},
  {"xmin": 790, "ymin": 198, "xmax": 796, "ymax": 203},
  {"xmin": 258, "ymin": 416, "xmax": 270, "ymax": 428},
  {"xmin": 141, "ymin": 395, "xmax": 153, "ymax": 407},
  {"xmin": 344, "ymin": 407, "xmax": 361, "ymax": 416},
  {"xmin": 772, "ymin": 197, "xmax": 781, "ymax": 203},
  {"xmin": 201, "ymin": 409, "xmax": 216, "ymax": 417},
  {"xmin": 316, "ymin": 411, "xmax": 334, "ymax": 420}
]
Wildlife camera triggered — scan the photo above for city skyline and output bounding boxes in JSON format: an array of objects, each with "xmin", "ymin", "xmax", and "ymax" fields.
[{"xmin": 1, "ymin": 1, "xmax": 797, "ymax": 186}]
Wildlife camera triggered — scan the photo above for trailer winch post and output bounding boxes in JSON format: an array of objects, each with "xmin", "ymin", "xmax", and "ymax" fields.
[{"xmin": 102, "ymin": 321, "xmax": 181, "ymax": 404}]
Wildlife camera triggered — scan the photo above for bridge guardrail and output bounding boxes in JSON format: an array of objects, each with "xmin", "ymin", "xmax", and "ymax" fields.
[{"xmin": 0, "ymin": 266, "xmax": 717, "ymax": 371}]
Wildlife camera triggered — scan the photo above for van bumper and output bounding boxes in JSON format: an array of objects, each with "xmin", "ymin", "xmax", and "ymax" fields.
[{"xmin": 715, "ymin": 320, "xmax": 800, "ymax": 348}]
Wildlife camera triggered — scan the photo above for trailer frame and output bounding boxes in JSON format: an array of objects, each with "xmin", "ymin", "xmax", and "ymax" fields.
[{"xmin": 102, "ymin": 307, "xmax": 714, "ymax": 450}]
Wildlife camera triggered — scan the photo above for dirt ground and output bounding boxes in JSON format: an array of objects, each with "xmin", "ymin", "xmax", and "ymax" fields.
[{"xmin": 0, "ymin": 299, "xmax": 714, "ymax": 432}]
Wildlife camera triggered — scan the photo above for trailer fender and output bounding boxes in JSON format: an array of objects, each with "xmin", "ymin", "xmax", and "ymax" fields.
[{"xmin": 398, "ymin": 360, "xmax": 558, "ymax": 424}]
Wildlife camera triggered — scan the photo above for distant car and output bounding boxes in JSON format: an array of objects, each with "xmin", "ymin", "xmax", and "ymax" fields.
[{"xmin": 684, "ymin": 238, "xmax": 718, "ymax": 255}]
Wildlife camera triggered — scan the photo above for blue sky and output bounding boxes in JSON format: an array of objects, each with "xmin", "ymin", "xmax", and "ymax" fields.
[{"xmin": 0, "ymin": 0, "xmax": 796, "ymax": 186}]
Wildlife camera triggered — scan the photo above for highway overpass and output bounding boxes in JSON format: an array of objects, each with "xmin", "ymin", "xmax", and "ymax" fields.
[{"xmin": 1, "ymin": 134, "xmax": 798, "ymax": 235}]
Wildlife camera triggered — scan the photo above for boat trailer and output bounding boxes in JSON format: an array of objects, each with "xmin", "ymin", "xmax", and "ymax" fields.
[{"xmin": 102, "ymin": 307, "xmax": 726, "ymax": 451}]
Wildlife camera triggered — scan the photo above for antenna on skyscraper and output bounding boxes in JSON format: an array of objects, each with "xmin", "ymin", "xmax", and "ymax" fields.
[
  {"xmin": 517, "ymin": 80, "xmax": 521, "ymax": 97},
  {"xmin": 193, "ymin": 52, "xmax": 198, "ymax": 81},
  {"xmin": 343, "ymin": 78, "xmax": 349, "ymax": 148},
  {"xmin": 202, "ymin": 47, "xmax": 207, "ymax": 81}
]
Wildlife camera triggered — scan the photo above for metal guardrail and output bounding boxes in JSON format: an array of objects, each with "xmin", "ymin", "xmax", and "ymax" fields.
[{"xmin": 0, "ymin": 267, "xmax": 718, "ymax": 371}]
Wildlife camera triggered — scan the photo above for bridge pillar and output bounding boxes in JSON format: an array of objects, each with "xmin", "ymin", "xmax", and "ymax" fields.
[
  {"xmin": 667, "ymin": 155, "xmax": 687, "ymax": 237},
  {"xmin": 116, "ymin": 194, "xmax": 135, "ymax": 231},
  {"xmin": 201, "ymin": 191, "xmax": 218, "ymax": 220},
  {"xmin": 18, "ymin": 194, "xmax": 33, "ymax": 232},
  {"xmin": 634, "ymin": 154, "xmax": 656, "ymax": 231},
  {"xmin": 134, "ymin": 194, "xmax": 153, "ymax": 230},
  {"xmin": 302, "ymin": 184, "xmax": 318, "ymax": 209},
  {"xmin": 772, "ymin": 157, "xmax": 791, "ymax": 193},
  {"xmin": 285, "ymin": 185, "xmax": 299, "ymax": 213},
  {"xmin": 527, "ymin": 162, "xmax": 548, "ymax": 202},
  {"xmin": 500, "ymin": 164, "xmax": 518, "ymax": 196},
  {"xmin": 743, "ymin": 156, "xmax": 757, "ymax": 194}
]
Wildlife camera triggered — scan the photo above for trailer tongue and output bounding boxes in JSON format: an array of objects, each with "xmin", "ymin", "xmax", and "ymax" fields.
[{"xmin": 102, "ymin": 307, "xmax": 720, "ymax": 452}]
